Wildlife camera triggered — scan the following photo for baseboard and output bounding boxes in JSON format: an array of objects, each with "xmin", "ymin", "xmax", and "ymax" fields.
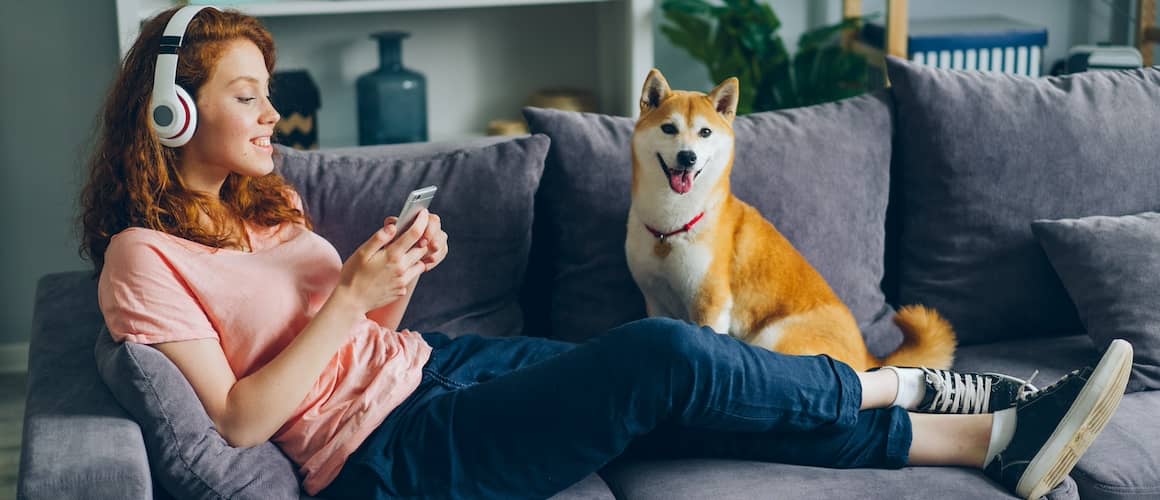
[{"xmin": 0, "ymin": 342, "xmax": 29, "ymax": 374}]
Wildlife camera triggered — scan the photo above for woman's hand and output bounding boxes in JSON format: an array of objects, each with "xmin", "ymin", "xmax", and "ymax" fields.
[
  {"xmin": 335, "ymin": 210, "xmax": 430, "ymax": 313},
  {"xmin": 417, "ymin": 211, "xmax": 448, "ymax": 272}
]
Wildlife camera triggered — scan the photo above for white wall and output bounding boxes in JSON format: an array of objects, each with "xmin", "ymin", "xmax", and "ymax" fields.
[{"xmin": 0, "ymin": 1, "xmax": 117, "ymax": 353}]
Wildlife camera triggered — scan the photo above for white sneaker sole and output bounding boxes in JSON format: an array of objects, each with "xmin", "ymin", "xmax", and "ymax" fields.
[{"xmin": 1016, "ymin": 339, "xmax": 1133, "ymax": 499}]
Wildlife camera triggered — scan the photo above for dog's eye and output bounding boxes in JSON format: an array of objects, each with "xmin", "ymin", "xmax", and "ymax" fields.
[
  {"xmin": 699, "ymin": 128, "xmax": 712, "ymax": 138},
  {"xmin": 661, "ymin": 124, "xmax": 678, "ymax": 135}
]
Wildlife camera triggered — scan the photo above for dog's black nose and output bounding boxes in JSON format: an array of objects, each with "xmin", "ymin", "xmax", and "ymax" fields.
[{"xmin": 676, "ymin": 150, "xmax": 697, "ymax": 168}]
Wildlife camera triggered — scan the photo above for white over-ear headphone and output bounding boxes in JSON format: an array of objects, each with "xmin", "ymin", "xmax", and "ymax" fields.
[{"xmin": 150, "ymin": 5, "xmax": 219, "ymax": 148}]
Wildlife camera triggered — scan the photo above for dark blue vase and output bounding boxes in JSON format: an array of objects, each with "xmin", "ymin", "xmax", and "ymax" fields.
[{"xmin": 357, "ymin": 31, "xmax": 428, "ymax": 145}]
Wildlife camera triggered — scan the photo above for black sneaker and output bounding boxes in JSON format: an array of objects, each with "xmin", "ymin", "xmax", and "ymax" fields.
[
  {"xmin": 914, "ymin": 367, "xmax": 1040, "ymax": 414},
  {"xmin": 984, "ymin": 339, "xmax": 1133, "ymax": 500}
]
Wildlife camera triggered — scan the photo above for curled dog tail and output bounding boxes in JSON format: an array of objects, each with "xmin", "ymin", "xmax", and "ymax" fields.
[{"xmin": 872, "ymin": 305, "xmax": 957, "ymax": 370}]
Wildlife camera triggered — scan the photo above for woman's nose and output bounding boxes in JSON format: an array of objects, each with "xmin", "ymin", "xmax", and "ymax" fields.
[{"xmin": 261, "ymin": 97, "xmax": 280, "ymax": 124}]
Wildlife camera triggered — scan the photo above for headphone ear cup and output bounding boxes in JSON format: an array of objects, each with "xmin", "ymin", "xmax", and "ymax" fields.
[{"xmin": 157, "ymin": 85, "xmax": 197, "ymax": 148}]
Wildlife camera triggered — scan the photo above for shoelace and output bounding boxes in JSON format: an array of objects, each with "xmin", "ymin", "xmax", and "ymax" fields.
[
  {"xmin": 923, "ymin": 368, "xmax": 993, "ymax": 413},
  {"xmin": 1013, "ymin": 370, "xmax": 1040, "ymax": 401},
  {"xmin": 1018, "ymin": 368, "xmax": 1088, "ymax": 404},
  {"xmin": 921, "ymin": 369, "xmax": 1041, "ymax": 413}
]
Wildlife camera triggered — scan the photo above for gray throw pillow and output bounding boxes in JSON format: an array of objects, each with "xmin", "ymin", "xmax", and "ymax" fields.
[
  {"xmin": 1032, "ymin": 212, "xmax": 1160, "ymax": 392},
  {"xmin": 277, "ymin": 135, "xmax": 550, "ymax": 338},
  {"xmin": 524, "ymin": 92, "xmax": 901, "ymax": 355},
  {"xmin": 887, "ymin": 56, "xmax": 1160, "ymax": 345},
  {"xmin": 94, "ymin": 327, "xmax": 302, "ymax": 499}
]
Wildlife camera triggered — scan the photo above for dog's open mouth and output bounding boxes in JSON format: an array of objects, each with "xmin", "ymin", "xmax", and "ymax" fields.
[{"xmin": 657, "ymin": 153, "xmax": 701, "ymax": 195}]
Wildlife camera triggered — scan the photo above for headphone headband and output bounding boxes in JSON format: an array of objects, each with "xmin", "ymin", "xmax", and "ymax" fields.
[
  {"xmin": 150, "ymin": 5, "xmax": 219, "ymax": 147},
  {"xmin": 160, "ymin": 6, "xmax": 213, "ymax": 51}
]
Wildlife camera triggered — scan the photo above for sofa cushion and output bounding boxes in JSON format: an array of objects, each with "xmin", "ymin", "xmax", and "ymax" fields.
[
  {"xmin": 551, "ymin": 474, "xmax": 617, "ymax": 500},
  {"xmin": 94, "ymin": 327, "xmax": 302, "ymax": 500},
  {"xmin": 1070, "ymin": 390, "xmax": 1160, "ymax": 500},
  {"xmin": 523, "ymin": 93, "xmax": 901, "ymax": 353},
  {"xmin": 599, "ymin": 458, "xmax": 1078, "ymax": 500},
  {"xmin": 276, "ymin": 135, "xmax": 550, "ymax": 338},
  {"xmin": 887, "ymin": 57, "xmax": 1160, "ymax": 345},
  {"xmin": 1032, "ymin": 212, "xmax": 1160, "ymax": 392}
]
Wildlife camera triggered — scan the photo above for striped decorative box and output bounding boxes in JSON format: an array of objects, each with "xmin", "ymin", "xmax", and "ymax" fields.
[{"xmin": 863, "ymin": 15, "xmax": 1049, "ymax": 77}]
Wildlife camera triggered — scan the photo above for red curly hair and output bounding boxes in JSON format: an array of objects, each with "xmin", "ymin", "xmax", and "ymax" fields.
[{"xmin": 79, "ymin": 6, "xmax": 309, "ymax": 273}]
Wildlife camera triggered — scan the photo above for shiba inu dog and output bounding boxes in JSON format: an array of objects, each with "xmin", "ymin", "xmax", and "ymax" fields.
[{"xmin": 625, "ymin": 69, "xmax": 956, "ymax": 371}]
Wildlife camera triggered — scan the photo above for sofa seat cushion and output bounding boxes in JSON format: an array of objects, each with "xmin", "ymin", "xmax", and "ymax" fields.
[
  {"xmin": 952, "ymin": 335, "xmax": 1160, "ymax": 500},
  {"xmin": 1070, "ymin": 390, "xmax": 1160, "ymax": 500},
  {"xmin": 276, "ymin": 135, "xmax": 550, "ymax": 338},
  {"xmin": 599, "ymin": 458, "xmax": 1077, "ymax": 499},
  {"xmin": 887, "ymin": 57, "xmax": 1160, "ymax": 346},
  {"xmin": 550, "ymin": 474, "xmax": 616, "ymax": 500},
  {"xmin": 524, "ymin": 93, "xmax": 902, "ymax": 354}
]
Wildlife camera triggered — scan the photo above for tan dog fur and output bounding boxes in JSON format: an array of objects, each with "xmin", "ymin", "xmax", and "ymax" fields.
[{"xmin": 625, "ymin": 69, "xmax": 955, "ymax": 372}]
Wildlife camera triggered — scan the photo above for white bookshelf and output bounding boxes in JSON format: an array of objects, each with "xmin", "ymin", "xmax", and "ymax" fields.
[
  {"xmin": 114, "ymin": 0, "xmax": 653, "ymax": 146},
  {"xmin": 138, "ymin": 0, "xmax": 617, "ymax": 18}
]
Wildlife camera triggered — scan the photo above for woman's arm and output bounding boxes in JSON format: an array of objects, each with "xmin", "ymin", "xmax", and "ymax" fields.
[
  {"xmin": 155, "ymin": 290, "xmax": 363, "ymax": 447},
  {"xmin": 155, "ymin": 215, "xmax": 432, "ymax": 448}
]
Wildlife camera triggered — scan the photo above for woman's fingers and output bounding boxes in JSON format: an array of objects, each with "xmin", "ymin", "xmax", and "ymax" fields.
[
  {"xmin": 400, "ymin": 261, "xmax": 425, "ymax": 286},
  {"xmin": 400, "ymin": 242, "xmax": 428, "ymax": 267},
  {"xmin": 388, "ymin": 210, "xmax": 429, "ymax": 253},
  {"xmin": 356, "ymin": 226, "xmax": 395, "ymax": 260}
]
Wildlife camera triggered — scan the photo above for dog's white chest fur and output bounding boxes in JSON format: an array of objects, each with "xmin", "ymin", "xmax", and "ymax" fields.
[{"xmin": 625, "ymin": 210, "xmax": 714, "ymax": 320}]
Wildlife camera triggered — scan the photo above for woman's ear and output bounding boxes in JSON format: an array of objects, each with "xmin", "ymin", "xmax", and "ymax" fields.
[
  {"xmin": 639, "ymin": 68, "xmax": 672, "ymax": 115},
  {"xmin": 708, "ymin": 77, "xmax": 739, "ymax": 122}
]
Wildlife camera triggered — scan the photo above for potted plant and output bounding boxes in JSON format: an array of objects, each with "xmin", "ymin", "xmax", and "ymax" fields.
[{"xmin": 660, "ymin": 0, "xmax": 871, "ymax": 114}]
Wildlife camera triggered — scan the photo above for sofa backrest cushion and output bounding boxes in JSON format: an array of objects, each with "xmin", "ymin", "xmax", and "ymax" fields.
[
  {"xmin": 523, "ymin": 92, "xmax": 901, "ymax": 352},
  {"xmin": 887, "ymin": 56, "xmax": 1160, "ymax": 345},
  {"xmin": 94, "ymin": 327, "xmax": 301, "ymax": 499},
  {"xmin": 276, "ymin": 135, "xmax": 549, "ymax": 338}
]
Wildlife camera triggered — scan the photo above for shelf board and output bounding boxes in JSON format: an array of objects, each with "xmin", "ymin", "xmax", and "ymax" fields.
[{"xmin": 148, "ymin": 0, "xmax": 613, "ymax": 18}]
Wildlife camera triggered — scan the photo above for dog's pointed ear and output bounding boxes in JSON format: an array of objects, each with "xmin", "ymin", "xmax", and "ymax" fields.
[
  {"xmin": 709, "ymin": 77, "xmax": 740, "ymax": 122},
  {"xmin": 640, "ymin": 69, "xmax": 671, "ymax": 114}
]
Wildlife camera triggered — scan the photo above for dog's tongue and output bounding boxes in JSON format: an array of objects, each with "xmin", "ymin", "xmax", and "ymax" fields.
[{"xmin": 669, "ymin": 171, "xmax": 694, "ymax": 194}]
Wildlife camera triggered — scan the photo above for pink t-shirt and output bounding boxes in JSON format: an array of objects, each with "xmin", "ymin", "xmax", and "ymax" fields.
[{"xmin": 97, "ymin": 204, "xmax": 432, "ymax": 495}]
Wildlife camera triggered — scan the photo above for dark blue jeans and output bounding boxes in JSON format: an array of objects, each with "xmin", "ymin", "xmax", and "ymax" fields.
[{"xmin": 322, "ymin": 318, "xmax": 912, "ymax": 499}]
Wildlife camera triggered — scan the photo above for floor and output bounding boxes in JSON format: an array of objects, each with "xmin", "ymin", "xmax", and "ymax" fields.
[{"xmin": 0, "ymin": 373, "xmax": 25, "ymax": 500}]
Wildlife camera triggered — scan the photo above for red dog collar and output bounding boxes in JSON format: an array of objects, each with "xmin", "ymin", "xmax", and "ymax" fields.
[{"xmin": 646, "ymin": 212, "xmax": 705, "ymax": 243}]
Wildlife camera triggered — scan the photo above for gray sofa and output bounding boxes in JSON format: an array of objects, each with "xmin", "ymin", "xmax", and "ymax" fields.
[{"xmin": 19, "ymin": 58, "xmax": 1160, "ymax": 499}]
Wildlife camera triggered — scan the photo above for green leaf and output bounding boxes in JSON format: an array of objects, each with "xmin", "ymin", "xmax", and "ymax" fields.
[
  {"xmin": 661, "ymin": 1, "xmax": 871, "ymax": 113},
  {"xmin": 798, "ymin": 17, "xmax": 863, "ymax": 50},
  {"xmin": 660, "ymin": 0, "xmax": 713, "ymax": 16}
]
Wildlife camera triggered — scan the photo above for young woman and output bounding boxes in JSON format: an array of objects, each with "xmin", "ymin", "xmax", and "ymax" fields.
[{"xmin": 81, "ymin": 6, "xmax": 1133, "ymax": 500}]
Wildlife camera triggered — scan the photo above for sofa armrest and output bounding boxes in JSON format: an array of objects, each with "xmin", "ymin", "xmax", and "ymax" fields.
[
  {"xmin": 19, "ymin": 412, "xmax": 153, "ymax": 499},
  {"xmin": 18, "ymin": 272, "xmax": 153, "ymax": 499}
]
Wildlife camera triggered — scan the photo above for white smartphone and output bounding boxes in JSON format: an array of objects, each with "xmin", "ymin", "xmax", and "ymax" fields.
[{"xmin": 396, "ymin": 185, "xmax": 437, "ymax": 235}]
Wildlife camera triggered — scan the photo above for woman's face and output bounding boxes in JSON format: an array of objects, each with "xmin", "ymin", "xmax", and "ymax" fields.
[{"xmin": 179, "ymin": 39, "xmax": 279, "ymax": 193}]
